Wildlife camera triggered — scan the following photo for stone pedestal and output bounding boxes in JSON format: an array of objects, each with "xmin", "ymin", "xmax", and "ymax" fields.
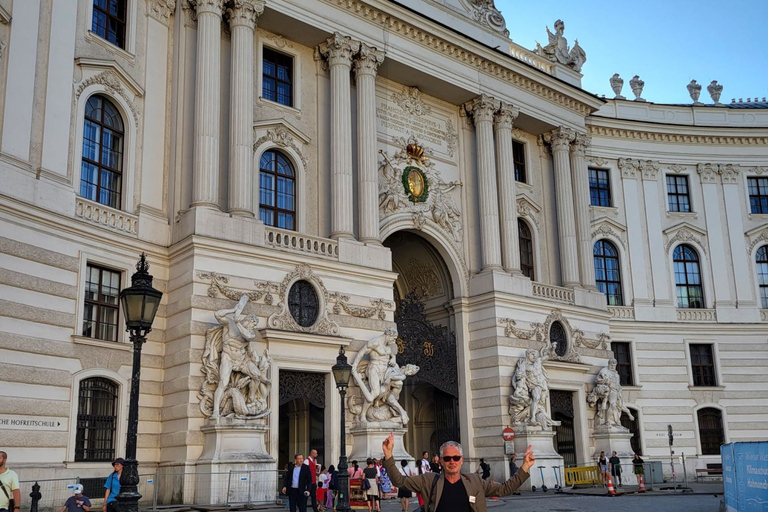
[
  {"xmin": 196, "ymin": 417, "xmax": 275, "ymax": 505},
  {"xmin": 349, "ymin": 425, "xmax": 413, "ymax": 463},
  {"xmin": 592, "ymin": 428, "xmax": 634, "ymax": 459},
  {"xmin": 513, "ymin": 428, "xmax": 564, "ymax": 490}
]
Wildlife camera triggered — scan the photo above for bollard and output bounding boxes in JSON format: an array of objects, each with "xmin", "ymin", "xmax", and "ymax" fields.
[{"xmin": 29, "ymin": 482, "xmax": 42, "ymax": 512}]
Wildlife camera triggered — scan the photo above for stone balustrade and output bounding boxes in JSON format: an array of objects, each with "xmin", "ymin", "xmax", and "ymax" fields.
[
  {"xmin": 531, "ymin": 282, "xmax": 575, "ymax": 304},
  {"xmin": 676, "ymin": 308, "xmax": 717, "ymax": 322},
  {"xmin": 75, "ymin": 198, "xmax": 138, "ymax": 236},
  {"xmin": 607, "ymin": 306, "xmax": 635, "ymax": 320},
  {"xmin": 509, "ymin": 46, "xmax": 554, "ymax": 74},
  {"xmin": 264, "ymin": 227, "xmax": 339, "ymax": 259}
]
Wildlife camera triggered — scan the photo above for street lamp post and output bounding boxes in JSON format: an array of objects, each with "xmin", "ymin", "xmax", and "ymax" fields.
[
  {"xmin": 116, "ymin": 253, "xmax": 163, "ymax": 512},
  {"xmin": 331, "ymin": 346, "xmax": 353, "ymax": 512}
]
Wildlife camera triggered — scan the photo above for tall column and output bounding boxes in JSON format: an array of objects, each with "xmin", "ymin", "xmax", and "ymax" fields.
[
  {"xmin": 320, "ymin": 33, "xmax": 360, "ymax": 240},
  {"xmin": 466, "ymin": 94, "xmax": 502, "ymax": 271},
  {"xmin": 191, "ymin": 0, "xmax": 225, "ymax": 209},
  {"xmin": 545, "ymin": 128, "xmax": 579, "ymax": 286},
  {"xmin": 570, "ymin": 133, "xmax": 596, "ymax": 289},
  {"xmin": 227, "ymin": 0, "xmax": 263, "ymax": 217},
  {"xmin": 493, "ymin": 102, "xmax": 521, "ymax": 274},
  {"xmin": 354, "ymin": 43, "xmax": 385, "ymax": 244}
]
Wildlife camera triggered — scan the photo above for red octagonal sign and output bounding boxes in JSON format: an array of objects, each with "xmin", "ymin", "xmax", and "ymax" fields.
[{"xmin": 502, "ymin": 427, "xmax": 514, "ymax": 441}]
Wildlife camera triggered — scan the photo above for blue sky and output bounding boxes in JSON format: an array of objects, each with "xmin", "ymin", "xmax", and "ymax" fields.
[{"xmin": 497, "ymin": 0, "xmax": 768, "ymax": 104}]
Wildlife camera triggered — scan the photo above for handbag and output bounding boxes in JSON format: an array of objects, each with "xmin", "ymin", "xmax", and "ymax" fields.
[
  {"xmin": 0, "ymin": 480, "xmax": 14, "ymax": 512},
  {"xmin": 361, "ymin": 478, "xmax": 371, "ymax": 491}
]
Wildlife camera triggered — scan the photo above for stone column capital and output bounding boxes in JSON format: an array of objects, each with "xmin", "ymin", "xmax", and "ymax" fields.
[
  {"xmin": 190, "ymin": 0, "xmax": 224, "ymax": 16},
  {"xmin": 465, "ymin": 94, "xmax": 500, "ymax": 124},
  {"xmin": 570, "ymin": 132, "xmax": 591, "ymax": 156},
  {"xmin": 226, "ymin": 0, "xmax": 264, "ymax": 28},
  {"xmin": 544, "ymin": 127, "xmax": 575, "ymax": 152},
  {"xmin": 353, "ymin": 43, "xmax": 385, "ymax": 77},
  {"xmin": 319, "ymin": 32, "xmax": 361, "ymax": 68},
  {"xmin": 494, "ymin": 101, "xmax": 519, "ymax": 130},
  {"xmin": 720, "ymin": 163, "xmax": 741, "ymax": 184},
  {"xmin": 640, "ymin": 160, "xmax": 660, "ymax": 181},
  {"xmin": 697, "ymin": 162, "xmax": 719, "ymax": 184}
]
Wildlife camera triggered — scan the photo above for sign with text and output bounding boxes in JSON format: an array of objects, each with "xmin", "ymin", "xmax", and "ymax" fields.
[
  {"xmin": 722, "ymin": 441, "xmax": 768, "ymax": 512},
  {"xmin": 0, "ymin": 414, "xmax": 68, "ymax": 431}
]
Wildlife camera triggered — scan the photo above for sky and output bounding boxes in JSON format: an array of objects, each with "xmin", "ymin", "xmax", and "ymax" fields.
[{"xmin": 496, "ymin": 0, "xmax": 768, "ymax": 105}]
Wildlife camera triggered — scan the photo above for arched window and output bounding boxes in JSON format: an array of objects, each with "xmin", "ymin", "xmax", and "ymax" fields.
[
  {"xmin": 594, "ymin": 240, "xmax": 623, "ymax": 306},
  {"xmin": 550, "ymin": 321, "xmax": 568, "ymax": 357},
  {"xmin": 697, "ymin": 408, "xmax": 724, "ymax": 455},
  {"xmin": 81, "ymin": 95, "xmax": 124, "ymax": 209},
  {"xmin": 518, "ymin": 219, "xmax": 534, "ymax": 280},
  {"xmin": 75, "ymin": 377, "xmax": 119, "ymax": 462},
  {"xmin": 92, "ymin": 0, "xmax": 127, "ymax": 49},
  {"xmin": 673, "ymin": 244, "xmax": 704, "ymax": 309},
  {"xmin": 259, "ymin": 150, "xmax": 295, "ymax": 230},
  {"xmin": 757, "ymin": 245, "xmax": 768, "ymax": 309}
]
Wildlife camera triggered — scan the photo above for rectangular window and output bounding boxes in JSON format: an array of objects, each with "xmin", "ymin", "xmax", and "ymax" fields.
[
  {"xmin": 589, "ymin": 168, "xmax": 611, "ymax": 207},
  {"xmin": 83, "ymin": 264, "xmax": 121, "ymax": 342},
  {"xmin": 611, "ymin": 341, "xmax": 633, "ymax": 386},
  {"xmin": 512, "ymin": 141, "xmax": 526, "ymax": 183},
  {"xmin": 92, "ymin": 0, "xmax": 126, "ymax": 49},
  {"xmin": 667, "ymin": 175, "xmax": 692, "ymax": 212},
  {"xmin": 263, "ymin": 48, "xmax": 293, "ymax": 107},
  {"xmin": 748, "ymin": 177, "xmax": 768, "ymax": 214},
  {"xmin": 690, "ymin": 344, "xmax": 717, "ymax": 387}
]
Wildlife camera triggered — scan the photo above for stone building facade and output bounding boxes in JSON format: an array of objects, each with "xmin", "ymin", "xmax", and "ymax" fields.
[{"xmin": 0, "ymin": 0, "xmax": 767, "ymax": 494}]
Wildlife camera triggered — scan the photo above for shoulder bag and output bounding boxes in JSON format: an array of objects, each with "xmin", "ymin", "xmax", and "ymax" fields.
[{"xmin": 0, "ymin": 479, "xmax": 15, "ymax": 512}]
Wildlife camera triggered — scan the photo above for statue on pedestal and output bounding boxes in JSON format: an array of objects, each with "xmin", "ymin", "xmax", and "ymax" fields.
[
  {"xmin": 534, "ymin": 19, "xmax": 586, "ymax": 72},
  {"xmin": 199, "ymin": 295, "xmax": 272, "ymax": 419},
  {"xmin": 509, "ymin": 344, "xmax": 561, "ymax": 428},
  {"xmin": 349, "ymin": 328, "xmax": 420, "ymax": 426},
  {"xmin": 587, "ymin": 358, "xmax": 634, "ymax": 429}
]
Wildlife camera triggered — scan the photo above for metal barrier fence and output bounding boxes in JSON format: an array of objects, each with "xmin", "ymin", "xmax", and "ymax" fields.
[
  {"xmin": 21, "ymin": 470, "xmax": 281, "ymax": 512},
  {"xmin": 563, "ymin": 461, "xmax": 664, "ymax": 488}
]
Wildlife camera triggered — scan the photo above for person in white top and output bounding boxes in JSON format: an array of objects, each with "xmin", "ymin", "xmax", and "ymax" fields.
[
  {"xmin": 397, "ymin": 460, "xmax": 415, "ymax": 512},
  {"xmin": 419, "ymin": 452, "xmax": 431, "ymax": 475}
]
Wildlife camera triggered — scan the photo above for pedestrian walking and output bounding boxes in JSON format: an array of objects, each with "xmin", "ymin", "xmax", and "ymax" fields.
[
  {"xmin": 317, "ymin": 466, "xmax": 328, "ymax": 511},
  {"xmin": 0, "ymin": 451, "xmax": 21, "ymax": 512},
  {"xmin": 397, "ymin": 460, "xmax": 415, "ymax": 512},
  {"xmin": 429, "ymin": 455, "xmax": 441, "ymax": 474},
  {"xmin": 58, "ymin": 485, "xmax": 91, "ymax": 512},
  {"xmin": 325, "ymin": 465, "xmax": 338, "ymax": 510},
  {"xmin": 282, "ymin": 454, "xmax": 312, "ymax": 512},
  {"xmin": 597, "ymin": 451, "xmax": 608, "ymax": 486},
  {"xmin": 382, "ymin": 433, "xmax": 534, "ymax": 512},
  {"xmin": 363, "ymin": 458, "xmax": 380, "ymax": 512},
  {"xmin": 608, "ymin": 451, "xmax": 622, "ymax": 487},
  {"xmin": 507, "ymin": 455, "xmax": 520, "ymax": 496},
  {"xmin": 102, "ymin": 458, "xmax": 124, "ymax": 512},
  {"xmin": 632, "ymin": 454, "xmax": 645, "ymax": 484},
  {"xmin": 305, "ymin": 449, "xmax": 320, "ymax": 512},
  {"xmin": 475, "ymin": 459, "xmax": 490, "ymax": 481}
]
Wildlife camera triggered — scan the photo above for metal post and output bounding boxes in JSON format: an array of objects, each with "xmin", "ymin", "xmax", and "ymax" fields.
[
  {"xmin": 116, "ymin": 332, "xmax": 146, "ymax": 512},
  {"xmin": 682, "ymin": 452, "xmax": 688, "ymax": 489},
  {"xmin": 336, "ymin": 387, "xmax": 350, "ymax": 512},
  {"xmin": 226, "ymin": 470, "xmax": 233, "ymax": 506},
  {"xmin": 29, "ymin": 482, "xmax": 41, "ymax": 512},
  {"xmin": 152, "ymin": 473, "xmax": 158, "ymax": 511}
]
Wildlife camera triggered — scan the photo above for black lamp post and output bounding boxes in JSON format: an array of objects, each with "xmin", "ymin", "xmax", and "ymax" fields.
[
  {"xmin": 116, "ymin": 253, "xmax": 162, "ymax": 512},
  {"xmin": 331, "ymin": 346, "xmax": 353, "ymax": 512}
]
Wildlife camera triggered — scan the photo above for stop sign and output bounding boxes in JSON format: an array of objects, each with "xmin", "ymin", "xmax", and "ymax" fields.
[{"xmin": 502, "ymin": 427, "xmax": 514, "ymax": 441}]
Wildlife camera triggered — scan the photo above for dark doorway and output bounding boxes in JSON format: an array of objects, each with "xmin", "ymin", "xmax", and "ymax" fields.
[
  {"xmin": 278, "ymin": 371, "xmax": 325, "ymax": 468},
  {"xmin": 620, "ymin": 410, "xmax": 641, "ymax": 455},
  {"xmin": 550, "ymin": 390, "xmax": 577, "ymax": 467}
]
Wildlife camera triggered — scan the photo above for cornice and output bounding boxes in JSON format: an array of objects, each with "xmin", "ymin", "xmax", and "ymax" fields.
[
  {"xmin": 587, "ymin": 122, "xmax": 768, "ymax": 145},
  {"xmin": 317, "ymin": 0, "xmax": 600, "ymax": 117}
]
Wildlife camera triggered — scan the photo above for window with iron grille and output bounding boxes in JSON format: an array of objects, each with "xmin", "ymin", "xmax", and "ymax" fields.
[
  {"xmin": 748, "ymin": 177, "xmax": 768, "ymax": 214},
  {"xmin": 697, "ymin": 407, "xmax": 724, "ymax": 455},
  {"xmin": 594, "ymin": 240, "xmax": 623, "ymax": 306},
  {"xmin": 518, "ymin": 219, "xmax": 534, "ymax": 280},
  {"xmin": 666, "ymin": 175, "xmax": 691, "ymax": 212},
  {"xmin": 690, "ymin": 344, "xmax": 717, "ymax": 387},
  {"xmin": 674, "ymin": 244, "xmax": 705, "ymax": 309},
  {"xmin": 611, "ymin": 341, "xmax": 634, "ymax": 386},
  {"xmin": 263, "ymin": 48, "xmax": 293, "ymax": 107},
  {"xmin": 83, "ymin": 264, "xmax": 121, "ymax": 342},
  {"xmin": 92, "ymin": 0, "xmax": 127, "ymax": 48},
  {"xmin": 288, "ymin": 280, "xmax": 319, "ymax": 327},
  {"xmin": 259, "ymin": 150, "xmax": 295, "ymax": 230},
  {"xmin": 589, "ymin": 168, "xmax": 611, "ymax": 207},
  {"xmin": 550, "ymin": 321, "xmax": 568, "ymax": 357},
  {"xmin": 757, "ymin": 245, "xmax": 768, "ymax": 309},
  {"xmin": 512, "ymin": 141, "xmax": 526, "ymax": 183},
  {"xmin": 81, "ymin": 95, "xmax": 124, "ymax": 209},
  {"xmin": 75, "ymin": 377, "xmax": 118, "ymax": 462}
]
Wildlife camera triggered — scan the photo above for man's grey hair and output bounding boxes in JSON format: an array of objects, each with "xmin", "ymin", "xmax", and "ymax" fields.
[{"xmin": 439, "ymin": 441, "xmax": 463, "ymax": 457}]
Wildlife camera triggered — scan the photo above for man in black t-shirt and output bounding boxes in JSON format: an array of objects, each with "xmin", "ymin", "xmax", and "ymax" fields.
[{"xmin": 608, "ymin": 451, "xmax": 622, "ymax": 487}]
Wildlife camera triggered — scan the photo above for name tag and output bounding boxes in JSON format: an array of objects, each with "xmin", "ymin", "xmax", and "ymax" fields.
[{"xmin": 468, "ymin": 496, "xmax": 476, "ymax": 503}]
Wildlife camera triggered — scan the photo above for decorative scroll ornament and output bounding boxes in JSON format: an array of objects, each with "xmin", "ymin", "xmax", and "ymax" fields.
[
  {"xmin": 391, "ymin": 86, "xmax": 432, "ymax": 117},
  {"xmin": 746, "ymin": 229, "xmax": 768, "ymax": 255},
  {"xmin": 147, "ymin": 0, "xmax": 177, "ymax": 20},
  {"xmin": 379, "ymin": 136, "xmax": 463, "ymax": 243},
  {"xmin": 458, "ymin": 0, "xmax": 509, "ymax": 36},
  {"xmin": 499, "ymin": 309, "xmax": 589, "ymax": 362},
  {"xmin": 516, "ymin": 198, "xmax": 541, "ymax": 228},
  {"xmin": 574, "ymin": 331, "xmax": 611, "ymax": 350},
  {"xmin": 664, "ymin": 226, "xmax": 707, "ymax": 255},
  {"xmin": 328, "ymin": 293, "xmax": 393, "ymax": 320},
  {"xmin": 253, "ymin": 126, "xmax": 308, "ymax": 167},
  {"xmin": 403, "ymin": 257, "xmax": 444, "ymax": 299},
  {"xmin": 534, "ymin": 19, "xmax": 586, "ymax": 72},
  {"xmin": 199, "ymin": 295, "xmax": 272, "ymax": 419},
  {"xmin": 198, "ymin": 271, "xmax": 280, "ymax": 303},
  {"xmin": 268, "ymin": 264, "xmax": 339, "ymax": 335},
  {"xmin": 75, "ymin": 71, "xmax": 141, "ymax": 127},
  {"xmin": 591, "ymin": 223, "xmax": 627, "ymax": 252}
]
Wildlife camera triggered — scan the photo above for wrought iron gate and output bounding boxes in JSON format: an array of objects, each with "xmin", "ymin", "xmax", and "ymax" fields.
[
  {"xmin": 551, "ymin": 390, "xmax": 577, "ymax": 467},
  {"xmin": 394, "ymin": 290, "xmax": 459, "ymax": 444}
]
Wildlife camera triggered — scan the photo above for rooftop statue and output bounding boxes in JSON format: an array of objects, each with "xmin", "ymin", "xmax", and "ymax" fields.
[
  {"xmin": 459, "ymin": 0, "xmax": 509, "ymax": 36},
  {"xmin": 535, "ymin": 19, "xmax": 586, "ymax": 73},
  {"xmin": 586, "ymin": 358, "xmax": 634, "ymax": 430},
  {"xmin": 199, "ymin": 295, "xmax": 272, "ymax": 419}
]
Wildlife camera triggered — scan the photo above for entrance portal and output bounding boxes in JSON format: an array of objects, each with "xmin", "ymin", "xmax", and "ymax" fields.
[
  {"xmin": 551, "ymin": 390, "xmax": 577, "ymax": 467},
  {"xmin": 278, "ymin": 371, "xmax": 325, "ymax": 468}
]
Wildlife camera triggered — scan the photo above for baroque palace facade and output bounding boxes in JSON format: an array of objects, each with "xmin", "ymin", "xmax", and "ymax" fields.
[{"xmin": 1, "ymin": 0, "xmax": 767, "ymax": 494}]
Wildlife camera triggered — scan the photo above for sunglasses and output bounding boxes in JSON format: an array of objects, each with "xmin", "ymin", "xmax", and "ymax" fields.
[{"xmin": 442, "ymin": 456, "xmax": 462, "ymax": 462}]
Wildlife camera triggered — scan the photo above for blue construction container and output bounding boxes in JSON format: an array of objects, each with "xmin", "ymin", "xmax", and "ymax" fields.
[{"xmin": 722, "ymin": 441, "xmax": 768, "ymax": 512}]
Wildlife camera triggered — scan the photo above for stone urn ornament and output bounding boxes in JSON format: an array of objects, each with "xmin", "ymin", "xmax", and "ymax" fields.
[
  {"xmin": 707, "ymin": 80, "xmax": 723, "ymax": 104},
  {"xmin": 629, "ymin": 75, "xmax": 644, "ymax": 101},
  {"xmin": 687, "ymin": 80, "xmax": 703, "ymax": 104},
  {"xmin": 609, "ymin": 73, "xmax": 625, "ymax": 99}
]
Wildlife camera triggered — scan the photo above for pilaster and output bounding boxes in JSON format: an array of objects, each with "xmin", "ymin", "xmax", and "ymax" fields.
[
  {"xmin": 570, "ymin": 133, "xmax": 596, "ymax": 289},
  {"xmin": 191, "ymin": 0, "xmax": 226, "ymax": 209},
  {"xmin": 319, "ymin": 32, "xmax": 360, "ymax": 240},
  {"xmin": 697, "ymin": 164, "xmax": 733, "ymax": 308},
  {"xmin": 545, "ymin": 127, "xmax": 579, "ymax": 286},
  {"xmin": 640, "ymin": 160, "xmax": 671, "ymax": 305},
  {"xmin": 720, "ymin": 164, "xmax": 756, "ymax": 308},
  {"xmin": 617, "ymin": 158, "xmax": 651, "ymax": 307},
  {"xmin": 465, "ymin": 94, "xmax": 502, "ymax": 271},
  {"xmin": 354, "ymin": 43, "xmax": 385, "ymax": 244},
  {"xmin": 227, "ymin": 0, "xmax": 264, "ymax": 217},
  {"xmin": 493, "ymin": 102, "xmax": 521, "ymax": 274}
]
